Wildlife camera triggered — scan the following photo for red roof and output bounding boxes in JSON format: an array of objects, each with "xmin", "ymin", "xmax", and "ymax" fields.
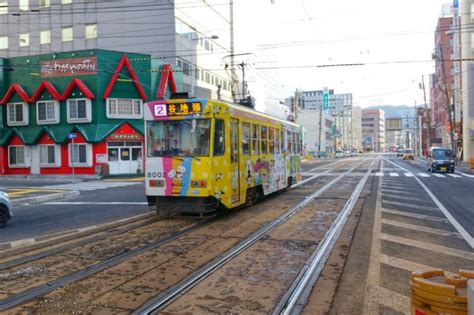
[
  {"xmin": 62, "ymin": 78, "xmax": 95, "ymax": 99},
  {"xmin": 156, "ymin": 64, "xmax": 177, "ymax": 99},
  {"xmin": 0, "ymin": 83, "xmax": 31, "ymax": 104},
  {"xmin": 30, "ymin": 81, "xmax": 62, "ymax": 102},
  {"xmin": 102, "ymin": 54, "xmax": 147, "ymax": 101}
]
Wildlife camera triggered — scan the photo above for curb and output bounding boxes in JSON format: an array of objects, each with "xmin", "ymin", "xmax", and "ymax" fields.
[{"xmin": 11, "ymin": 190, "xmax": 80, "ymax": 206}]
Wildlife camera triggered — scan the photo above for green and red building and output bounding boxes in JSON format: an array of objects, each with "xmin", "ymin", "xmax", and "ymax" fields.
[{"xmin": 0, "ymin": 49, "xmax": 182, "ymax": 176}]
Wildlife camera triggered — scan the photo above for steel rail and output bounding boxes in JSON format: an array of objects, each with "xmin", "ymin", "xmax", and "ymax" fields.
[
  {"xmin": 133, "ymin": 157, "xmax": 375, "ymax": 315},
  {"xmin": 0, "ymin": 218, "xmax": 216, "ymax": 312},
  {"xmin": 274, "ymin": 158, "xmax": 378, "ymax": 315}
]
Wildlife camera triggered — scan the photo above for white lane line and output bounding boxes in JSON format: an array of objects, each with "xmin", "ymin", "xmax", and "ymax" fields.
[
  {"xmin": 380, "ymin": 254, "xmax": 437, "ymax": 273},
  {"xmin": 375, "ymin": 172, "xmax": 384, "ymax": 177},
  {"xmin": 44, "ymin": 202, "xmax": 148, "ymax": 205},
  {"xmin": 384, "ymin": 158, "xmax": 474, "ymax": 249},
  {"xmin": 381, "ymin": 218, "xmax": 463, "ymax": 238},
  {"xmin": 380, "ymin": 189, "xmax": 420, "ymax": 196},
  {"xmin": 381, "ymin": 208, "xmax": 449, "ymax": 223},
  {"xmin": 389, "ymin": 172, "xmax": 399, "ymax": 177},
  {"xmin": 447, "ymin": 173, "xmax": 462, "ymax": 178},
  {"xmin": 433, "ymin": 173, "xmax": 446, "ymax": 178},
  {"xmin": 417, "ymin": 173, "xmax": 430, "ymax": 177},
  {"xmin": 380, "ymin": 233, "xmax": 474, "ymax": 260},
  {"xmin": 404, "ymin": 173, "xmax": 414, "ymax": 177},
  {"xmin": 381, "ymin": 193, "xmax": 431, "ymax": 203},
  {"xmin": 365, "ymin": 285, "xmax": 410, "ymax": 315},
  {"xmin": 457, "ymin": 171, "xmax": 474, "ymax": 178},
  {"xmin": 381, "ymin": 199, "xmax": 439, "ymax": 211}
]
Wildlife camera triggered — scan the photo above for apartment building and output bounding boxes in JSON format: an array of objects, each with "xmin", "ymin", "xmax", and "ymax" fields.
[{"xmin": 362, "ymin": 109, "xmax": 386, "ymax": 152}]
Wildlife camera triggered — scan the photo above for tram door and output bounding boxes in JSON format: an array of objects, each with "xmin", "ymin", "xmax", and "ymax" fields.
[
  {"xmin": 107, "ymin": 141, "xmax": 142, "ymax": 175},
  {"xmin": 230, "ymin": 119, "xmax": 240, "ymax": 203}
]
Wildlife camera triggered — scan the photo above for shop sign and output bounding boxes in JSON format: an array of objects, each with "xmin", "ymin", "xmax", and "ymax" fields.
[
  {"xmin": 41, "ymin": 57, "xmax": 97, "ymax": 78},
  {"xmin": 153, "ymin": 101, "xmax": 203, "ymax": 117},
  {"xmin": 110, "ymin": 133, "xmax": 141, "ymax": 140}
]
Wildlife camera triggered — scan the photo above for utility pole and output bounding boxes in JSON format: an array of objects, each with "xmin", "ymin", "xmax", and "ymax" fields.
[
  {"xmin": 421, "ymin": 75, "xmax": 431, "ymax": 152},
  {"xmin": 318, "ymin": 96, "xmax": 323, "ymax": 157}
]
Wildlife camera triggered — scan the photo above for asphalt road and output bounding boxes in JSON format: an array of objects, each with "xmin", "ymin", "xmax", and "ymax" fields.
[
  {"xmin": 386, "ymin": 155, "xmax": 474, "ymax": 237},
  {"xmin": 0, "ymin": 182, "xmax": 149, "ymax": 243}
]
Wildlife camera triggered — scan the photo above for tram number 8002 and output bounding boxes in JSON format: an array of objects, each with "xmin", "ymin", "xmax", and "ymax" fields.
[{"xmin": 147, "ymin": 171, "xmax": 167, "ymax": 179}]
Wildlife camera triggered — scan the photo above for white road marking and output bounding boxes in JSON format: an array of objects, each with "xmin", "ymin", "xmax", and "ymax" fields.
[
  {"xmin": 384, "ymin": 158, "xmax": 474, "ymax": 249},
  {"xmin": 389, "ymin": 172, "xmax": 399, "ymax": 177},
  {"xmin": 381, "ymin": 193, "xmax": 429, "ymax": 203},
  {"xmin": 382, "ymin": 199, "xmax": 439, "ymax": 211},
  {"xmin": 380, "ymin": 254, "xmax": 437, "ymax": 273},
  {"xmin": 381, "ymin": 208, "xmax": 449, "ymax": 223},
  {"xmin": 456, "ymin": 170, "xmax": 474, "ymax": 178},
  {"xmin": 404, "ymin": 172, "xmax": 414, "ymax": 177},
  {"xmin": 380, "ymin": 233, "xmax": 474, "ymax": 259},
  {"xmin": 375, "ymin": 172, "xmax": 384, "ymax": 176},
  {"xmin": 433, "ymin": 173, "xmax": 445, "ymax": 178},
  {"xmin": 447, "ymin": 173, "xmax": 462, "ymax": 178},
  {"xmin": 364, "ymin": 285, "xmax": 410, "ymax": 315},
  {"xmin": 381, "ymin": 218, "xmax": 462, "ymax": 237},
  {"xmin": 417, "ymin": 173, "xmax": 430, "ymax": 177}
]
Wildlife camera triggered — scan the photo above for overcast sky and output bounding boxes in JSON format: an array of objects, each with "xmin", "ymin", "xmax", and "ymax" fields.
[{"xmin": 240, "ymin": 0, "xmax": 450, "ymax": 107}]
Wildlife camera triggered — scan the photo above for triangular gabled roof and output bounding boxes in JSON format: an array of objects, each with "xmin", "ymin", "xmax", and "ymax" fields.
[
  {"xmin": 102, "ymin": 54, "xmax": 147, "ymax": 101},
  {"xmin": 156, "ymin": 64, "xmax": 177, "ymax": 99},
  {"xmin": 30, "ymin": 81, "xmax": 63, "ymax": 102},
  {"xmin": 0, "ymin": 83, "xmax": 31, "ymax": 105},
  {"xmin": 62, "ymin": 78, "xmax": 95, "ymax": 100}
]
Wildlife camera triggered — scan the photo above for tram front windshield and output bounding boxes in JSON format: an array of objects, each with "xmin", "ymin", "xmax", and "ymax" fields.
[{"xmin": 147, "ymin": 119, "xmax": 210, "ymax": 157}]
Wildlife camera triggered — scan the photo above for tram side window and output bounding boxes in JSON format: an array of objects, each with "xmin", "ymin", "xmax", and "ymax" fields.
[
  {"xmin": 296, "ymin": 132, "xmax": 301, "ymax": 154},
  {"xmin": 287, "ymin": 131, "xmax": 292, "ymax": 154},
  {"xmin": 242, "ymin": 122, "xmax": 250, "ymax": 155},
  {"xmin": 252, "ymin": 124, "xmax": 259, "ymax": 155},
  {"xmin": 261, "ymin": 126, "xmax": 268, "ymax": 154},
  {"xmin": 214, "ymin": 119, "xmax": 225, "ymax": 156},
  {"xmin": 269, "ymin": 127, "xmax": 275, "ymax": 154},
  {"xmin": 292, "ymin": 132, "xmax": 297, "ymax": 154},
  {"xmin": 275, "ymin": 129, "xmax": 280, "ymax": 154}
]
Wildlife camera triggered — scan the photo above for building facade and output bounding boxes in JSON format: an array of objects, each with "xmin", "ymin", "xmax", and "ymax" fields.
[
  {"xmin": 0, "ymin": 0, "xmax": 233, "ymax": 102},
  {"xmin": 0, "ymin": 49, "xmax": 182, "ymax": 176},
  {"xmin": 352, "ymin": 106, "xmax": 363, "ymax": 152},
  {"xmin": 362, "ymin": 109, "xmax": 386, "ymax": 152}
]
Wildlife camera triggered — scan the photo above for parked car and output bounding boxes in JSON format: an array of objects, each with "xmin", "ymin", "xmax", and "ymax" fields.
[
  {"xmin": 402, "ymin": 149, "xmax": 415, "ymax": 160},
  {"xmin": 335, "ymin": 150, "xmax": 344, "ymax": 158},
  {"xmin": 0, "ymin": 191, "xmax": 12, "ymax": 228},
  {"xmin": 427, "ymin": 147, "xmax": 455, "ymax": 173},
  {"xmin": 396, "ymin": 148, "xmax": 404, "ymax": 157}
]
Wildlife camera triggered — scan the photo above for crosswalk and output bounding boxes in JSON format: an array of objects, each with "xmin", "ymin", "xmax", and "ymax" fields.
[
  {"xmin": 41, "ymin": 180, "xmax": 142, "ymax": 191},
  {"xmin": 302, "ymin": 171, "xmax": 471, "ymax": 179}
]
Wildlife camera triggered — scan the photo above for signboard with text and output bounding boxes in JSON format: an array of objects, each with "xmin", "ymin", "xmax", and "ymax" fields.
[
  {"xmin": 41, "ymin": 57, "xmax": 97, "ymax": 78},
  {"xmin": 153, "ymin": 101, "xmax": 203, "ymax": 117}
]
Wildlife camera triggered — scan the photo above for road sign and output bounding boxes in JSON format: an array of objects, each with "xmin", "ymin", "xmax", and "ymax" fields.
[
  {"xmin": 323, "ymin": 91, "xmax": 329, "ymax": 110},
  {"xmin": 68, "ymin": 133, "xmax": 77, "ymax": 140}
]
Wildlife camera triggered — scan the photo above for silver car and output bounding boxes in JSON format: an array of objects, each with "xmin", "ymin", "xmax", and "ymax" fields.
[{"xmin": 0, "ymin": 191, "xmax": 12, "ymax": 228}]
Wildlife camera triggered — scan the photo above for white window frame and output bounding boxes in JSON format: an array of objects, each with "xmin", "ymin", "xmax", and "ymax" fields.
[
  {"xmin": 67, "ymin": 98, "xmax": 92, "ymax": 123},
  {"xmin": 19, "ymin": 33, "xmax": 29, "ymax": 47},
  {"xmin": 0, "ymin": 36, "xmax": 8, "ymax": 50},
  {"xmin": 0, "ymin": 1, "xmax": 7, "ymax": 15},
  {"xmin": 106, "ymin": 98, "xmax": 143, "ymax": 119},
  {"xmin": 8, "ymin": 145, "xmax": 31, "ymax": 168},
  {"xmin": 69, "ymin": 143, "xmax": 92, "ymax": 167},
  {"xmin": 7, "ymin": 102, "xmax": 29, "ymax": 126},
  {"xmin": 85, "ymin": 24, "xmax": 97, "ymax": 40},
  {"xmin": 62, "ymin": 26, "xmax": 73, "ymax": 42},
  {"xmin": 36, "ymin": 100, "xmax": 60, "ymax": 125},
  {"xmin": 39, "ymin": 144, "xmax": 61, "ymax": 167},
  {"xmin": 40, "ymin": 30, "xmax": 51, "ymax": 45}
]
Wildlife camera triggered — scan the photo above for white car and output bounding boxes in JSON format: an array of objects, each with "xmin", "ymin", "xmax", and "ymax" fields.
[
  {"xmin": 0, "ymin": 191, "xmax": 12, "ymax": 228},
  {"xmin": 335, "ymin": 150, "xmax": 344, "ymax": 158}
]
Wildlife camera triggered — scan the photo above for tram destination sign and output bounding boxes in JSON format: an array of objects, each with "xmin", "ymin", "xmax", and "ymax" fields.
[{"xmin": 153, "ymin": 101, "xmax": 203, "ymax": 117}]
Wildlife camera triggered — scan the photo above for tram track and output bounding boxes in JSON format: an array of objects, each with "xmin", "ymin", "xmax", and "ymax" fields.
[
  {"xmin": 134, "ymin": 157, "xmax": 378, "ymax": 314},
  {"xmin": 1, "ymin": 157, "xmax": 374, "ymax": 313}
]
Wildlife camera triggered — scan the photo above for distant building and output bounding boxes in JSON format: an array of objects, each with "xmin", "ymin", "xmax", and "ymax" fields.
[
  {"xmin": 385, "ymin": 118, "xmax": 404, "ymax": 150},
  {"xmin": 352, "ymin": 106, "xmax": 362, "ymax": 152},
  {"xmin": 362, "ymin": 109, "xmax": 385, "ymax": 152}
]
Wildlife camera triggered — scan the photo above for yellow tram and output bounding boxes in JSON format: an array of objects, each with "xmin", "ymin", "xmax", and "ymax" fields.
[{"xmin": 144, "ymin": 97, "xmax": 302, "ymax": 215}]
